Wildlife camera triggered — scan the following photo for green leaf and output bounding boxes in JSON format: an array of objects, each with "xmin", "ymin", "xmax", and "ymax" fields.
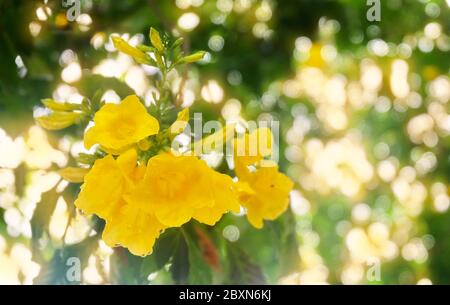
[
  {"xmin": 170, "ymin": 231, "xmax": 189, "ymax": 284},
  {"xmin": 33, "ymin": 249, "xmax": 65, "ymax": 285},
  {"xmin": 183, "ymin": 227, "xmax": 213, "ymax": 284},
  {"xmin": 167, "ymin": 225, "xmax": 214, "ymax": 284},
  {"xmin": 141, "ymin": 228, "xmax": 179, "ymax": 276},
  {"xmin": 110, "ymin": 248, "xmax": 148, "ymax": 284},
  {"xmin": 31, "ymin": 188, "xmax": 62, "ymax": 265},
  {"xmin": 171, "ymin": 37, "xmax": 184, "ymax": 50},
  {"xmin": 31, "ymin": 189, "xmax": 59, "ymax": 242},
  {"xmin": 90, "ymin": 89, "xmax": 104, "ymax": 113},
  {"xmin": 34, "ymin": 235, "xmax": 99, "ymax": 284},
  {"xmin": 227, "ymin": 242, "xmax": 266, "ymax": 284},
  {"xmin": 63, "ymin": 235, "xmax": 99, "ymax": 268},
  {"xmin": 91, "ymin": 215, "xmax": 105, "ymax": 233}
]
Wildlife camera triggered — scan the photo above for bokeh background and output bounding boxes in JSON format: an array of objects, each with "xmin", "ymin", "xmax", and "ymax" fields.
[{"xmin": 0, "ymin": 0, "xmax": 449, "ymax": 284}]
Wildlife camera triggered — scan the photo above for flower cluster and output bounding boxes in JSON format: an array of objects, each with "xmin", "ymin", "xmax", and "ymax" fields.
[
  {"xmin": 35, "ymin": 28, "xmax": 293, "ymax": 256},
  {"xmin": 72, "ymin": 94, "xmax": 292, "ymax": 256}
]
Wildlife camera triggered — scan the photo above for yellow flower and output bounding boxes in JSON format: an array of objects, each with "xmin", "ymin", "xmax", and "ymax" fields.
[
  {"xmin": 128, "ymin": 153, "xmax": 240, "ymax": 227},
  {"xmin": 74, "ymin": 154, "xmax": 125, "ymax": 219},
  {"xmin": 234, "ymin": 128, "xmax": 293, "ymax": 228},
  {"xmin": 191, "ymin": 168, "xmax": 240, "ymax": 226},
  {"xmin": 102, "ymin": 202, "xmax": 165, "ymax": 257},
  {"xmin": 237, "ymin": 163, "xmax": 293, "ymax": 229},
  {"xmin": 75, "ymin": 149, "xmax": 164, "ymax": 256},
  {"xmin": 84, "ymin": 95, "xmax": 160, "ymax": 152}
]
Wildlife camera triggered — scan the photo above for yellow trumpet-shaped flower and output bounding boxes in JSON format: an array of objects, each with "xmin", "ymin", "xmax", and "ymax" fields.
[
  {"xmin": 75, "ymin": 155, "xmax": 125, "ymax": 219},
  {"xmin": 191, "ymin": 168, "xmax": 240, "ymax": 226},
  {"xmin": 128, "ymin": 152, "xmax": 240, "ymax": 227},
  {"xmin": 84, "ymin": 95, "xmax": 160, "ymax": 152},
  {"xmin": 102, "ymin": 201, "xmax": 165, "ymax": 257},
  {"xmin": 75, "ymin": 149, "xmax": 164, "ymax": 256},
  {"xmin": 234, "ymin": 128, "xmax": 293, "ymax": 229},
  {"xmin": 237, "ymin": 163, "xmax": 293, "ymax": 229}
]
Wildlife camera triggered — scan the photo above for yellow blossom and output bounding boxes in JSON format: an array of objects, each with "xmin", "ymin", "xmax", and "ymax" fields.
[
  {"xmin": 128, "ymin": 152, "xmax": 240, "ymax": 227},
  {"xmin": 237, "ymin": 163, "xmax": 293, "ymax": 229},
  {"xmin": 234, "ymin": 128, "xmax": 293, "ymax": 228},
  {"xmin": 84, "ymin": 95, "xmax": 160, "ymax": 152},
  {"xmin": 74, "ymin": 154, "xmax": 124, "ymax": 219},
  {"xmin": 102, "ymin": 202, "xmax": 165, "ymax": 256}
]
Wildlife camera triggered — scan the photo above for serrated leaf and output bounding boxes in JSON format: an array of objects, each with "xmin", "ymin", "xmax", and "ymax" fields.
[{"xmin": 31, "ymin": 188, "xmax": 60, "ymax": 266}]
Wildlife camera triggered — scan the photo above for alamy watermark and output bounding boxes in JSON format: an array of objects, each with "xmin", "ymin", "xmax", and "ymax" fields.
[
  {"xmin": 366, "ymin": 0, "xmax": 381, "ymax": 22},
  {"xmin": 66, "ymin": 256, "xmax": 81, "ymax": 282},
  {"xmin": 62, "ymin": 0, "xmax": 81, "ymax": 21},
  {"xmin": 366, "ymin": 256, "xmax": 381, "ymax": 282},
  {"xmin": 170, "ymin": 113, "xmax": 280, "ymax": 165}
]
